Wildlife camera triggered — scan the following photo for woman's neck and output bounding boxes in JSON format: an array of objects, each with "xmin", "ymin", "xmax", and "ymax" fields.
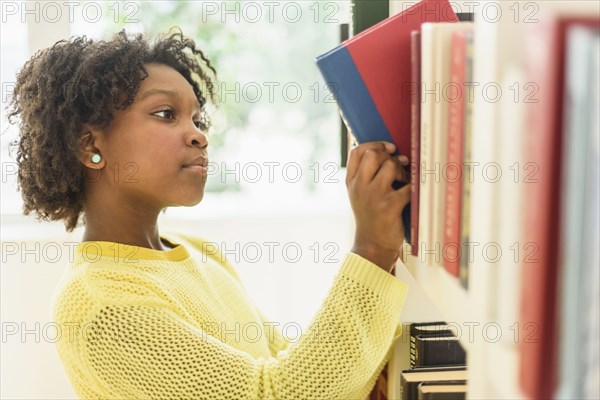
[{"xmin": 82, "ymin": 191, "xmax": 169, "ymax": 251}]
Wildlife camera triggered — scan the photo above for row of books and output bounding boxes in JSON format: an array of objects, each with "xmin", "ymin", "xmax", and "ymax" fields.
[
  {"xmin": 401, "ymin": 322, "xmax": 467, "ymax": 400},
  {"xmin": 402, "ymin": 4, "xmax": 600, "ymax": 399},
  {"xmin": 316, "ymin": 0, "xmax": 461, "ymax": 244},
  {"xmin": 315, "ymin": 0, "xmax": 475, "ymax": 286},
  {"xmin": 411, "ymin": 21, "xmax": 474, "ymax": 289},
  {"xmin": 409, "ymin": 4, "xmax": 600, "ymax": 399},
  {"xmin": 459, "ymin": 4, "xmax": 599, "ymax": 399},
  {"xmin": 317, "ymin": 0, "xmax": 599, "ymax": 398}
]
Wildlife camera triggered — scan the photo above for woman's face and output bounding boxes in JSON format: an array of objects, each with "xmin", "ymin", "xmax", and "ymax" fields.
[{"xmin": 94, "ymin": 63, "xmax": 209, "ymax": 209}]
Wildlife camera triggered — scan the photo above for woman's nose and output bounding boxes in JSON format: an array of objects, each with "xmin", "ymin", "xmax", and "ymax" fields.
[{"xmin": 188, "ymin": 124, "xmax": 208, "ymax": 148}]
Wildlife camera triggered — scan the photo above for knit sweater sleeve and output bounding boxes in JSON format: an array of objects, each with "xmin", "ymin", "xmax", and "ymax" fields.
[
  {"xmin": 172, "ymin": 232, "xmax": 403, "ymax": 359},
  {"xmin": 82, "ymin": 252, "xmax": 408, "ymax": 399}
]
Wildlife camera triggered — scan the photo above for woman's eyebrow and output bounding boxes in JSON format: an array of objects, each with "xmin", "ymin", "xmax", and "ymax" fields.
[{"xmin": 138, "ymin": 88, "xmax": 201, "ymax": 111}]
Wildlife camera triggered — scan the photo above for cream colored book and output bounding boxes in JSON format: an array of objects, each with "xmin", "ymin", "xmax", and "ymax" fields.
[{"xmin": 420, "ymin": 22, "xmax": 473, "ymax": 267}]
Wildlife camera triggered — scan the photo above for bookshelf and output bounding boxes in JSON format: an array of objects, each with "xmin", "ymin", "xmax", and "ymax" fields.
[
  {"xmin": 336, "ymin": 0, "xmax": 599, "ymax": 397},
  {"xmin": 345, "ymin": 1, "xmax": 600, "ymax": 399}
]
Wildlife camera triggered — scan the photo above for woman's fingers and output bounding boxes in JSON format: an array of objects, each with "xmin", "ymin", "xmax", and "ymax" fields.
[
  {"xmin": 372, "ymin": 155, "xmax": 408, "ymax": 192},
  {"xmin": 397, "ymin": 154, "xmax": 409, "ymax": 166},
  {"xmin": 346, "ymin": 141, "xmax": 396, "ymax": 185},
  {"xmin": 391, "ymin": 181, "xmax": 412, "ymax": 210},
  {"xmin": 355, "ymin": 149, "xmax": 391, "ymax": 184}
]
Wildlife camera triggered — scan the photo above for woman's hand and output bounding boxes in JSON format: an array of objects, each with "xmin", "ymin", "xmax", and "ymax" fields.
[{"xmin": 346, "ymin": 141, "xmax": 411, "ymax": 271}]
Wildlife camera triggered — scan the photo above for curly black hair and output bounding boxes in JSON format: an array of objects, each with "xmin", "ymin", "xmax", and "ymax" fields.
[{"xmin": 7, "ymin": 28, "xmax": 219, "ymax": 232}]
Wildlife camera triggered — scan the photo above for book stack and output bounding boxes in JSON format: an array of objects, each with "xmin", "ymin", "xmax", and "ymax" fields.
[
  {"xmin": 399, "ymin": 322, "xmax": 467, "ymax": 400},
  {"xmin": 409, "ymin": 322, "xmax": 465, "ymax": 368}
]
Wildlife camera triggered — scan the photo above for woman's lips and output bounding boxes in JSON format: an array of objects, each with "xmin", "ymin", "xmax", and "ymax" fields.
[
  {"xmin": 182, "ymin": 155, "xmax": 209, "ymax": 176},
  {"xmin": 183, "ymin": 164, "xmax": 208, "ymax": 174}
]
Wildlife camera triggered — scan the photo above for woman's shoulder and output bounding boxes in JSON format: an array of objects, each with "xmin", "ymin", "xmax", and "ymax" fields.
[{"xmin": 51, "ymin": 242, "xmax": 176, "ymax": 325}]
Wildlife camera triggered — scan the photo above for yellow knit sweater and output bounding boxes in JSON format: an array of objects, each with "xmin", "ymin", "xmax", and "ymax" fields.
[{"xmin": 51, "ymin": 230, "xmax": 408, "ymax": 399}]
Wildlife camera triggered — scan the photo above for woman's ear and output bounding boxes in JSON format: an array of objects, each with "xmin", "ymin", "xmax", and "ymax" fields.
[{"xmin": 77, "ymin": 126, "xmax": 105, "ymax": 169}]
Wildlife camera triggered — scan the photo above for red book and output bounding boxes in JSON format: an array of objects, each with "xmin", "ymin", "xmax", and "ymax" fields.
[
  {"xmin": 410, "ymin": 30, "xmax": 421, "ymax": 256},
  {"xmin": 520, "ymin": 14, "xmax": 600, "ymax": 399},
  {"xmin": 316, "ymin": 0, "xmax": 458, "ymax": 155},
  {"xmin": 442, "ymin": 31, "xmax": 468, "ymax": 276}
]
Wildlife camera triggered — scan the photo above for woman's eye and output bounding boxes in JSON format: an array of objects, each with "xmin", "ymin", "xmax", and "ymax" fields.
[{"xmin": 153, "ymin": 109, "xmax": 175, "ymax": 120}]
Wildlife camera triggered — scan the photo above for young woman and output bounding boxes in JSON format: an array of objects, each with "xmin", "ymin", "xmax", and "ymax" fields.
[{"xmin": 8, "ymin": 29, "xmax": 411, "ymax": 399}]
